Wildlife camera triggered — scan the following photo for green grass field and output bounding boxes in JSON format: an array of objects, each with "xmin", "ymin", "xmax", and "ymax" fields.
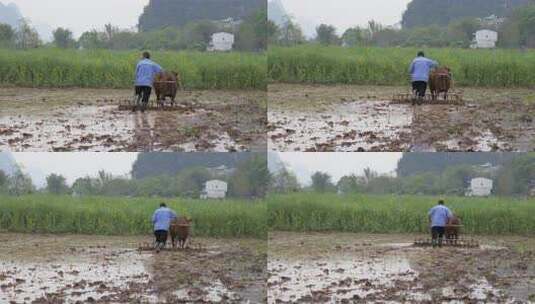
[
  {"xmin": 0, "ymin": 48, "xmax": 266, "ymax": 90},
  {"xmin": 0, "ymin": 195, "xmax": 266, "ymax": 238},
  {"xmin": 268, "ymin": 193, "xmax": 535, "ymax": 235},
  {"xmin": 269, "ymin": 45, "xmax": 535, "ymax": 87}
]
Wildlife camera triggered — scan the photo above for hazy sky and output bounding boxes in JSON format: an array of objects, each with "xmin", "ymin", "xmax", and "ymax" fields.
[
  {"xmin": 280, "ymin": 0, "xmax": 412, "ymax": 36},
  {"xmin": 13, "ymin": 153, "xmax": 138, "ymax": 186},
  {"xmin": 0, "ymin": 0, "xmax": 149, "ymax": 37},
  {"xmin": 277, "ymin": 152, "xmax": 402, "ymax": 185}
]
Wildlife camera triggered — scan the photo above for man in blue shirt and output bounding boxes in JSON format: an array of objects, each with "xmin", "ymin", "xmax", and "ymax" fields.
[
  {"xmin": 134, "ymin": 51, "xmax": 163, "ymax": 112},
  {"xmin": 428, "ymin": 200, "xmax": 453, "ymax": 248},
  {"xmin": 409, "ymin": 51, "xmax": 438, "ymax": 104},
  {"xmin": 152, "ymin": 203, "xmax": 177, "ymax": 252}
]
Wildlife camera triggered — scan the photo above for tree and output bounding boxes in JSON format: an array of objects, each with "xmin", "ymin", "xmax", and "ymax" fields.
[
  {"xmin": 342, "ymin": 27, "xmax": 368, "ymax": 47},
  {"xmin": 8, "ymin": 170, "xmax": 35, "ymax": 196},
  {"xmin": 311, "ymin": 172, "xmax": 335, "ymax": 193},
  {"xmin": 53, "ymin": 27, "xmax": 75, "ymax": 48},
  {"xmin": 72, "ymin": 176, "xmax": 100, "ymax": 196},
  {"xmin": 278, "ymin": 19, "xmax": 305, "ymax": 46},
  {"xmin": 0, "ymin": 23, "xmax": 14, "ymax": 46},
  {"xmin": 270, "ymin": 167, "xmax": 300, "ymax": 193},
  {"xmin": 267, "ymin": 20, "xmax": 280, "ymax": 45},
  {"xmin": 447, "ymin": 17, "xmax": 480, "ymax": 47},
  {"xmin": 15, "ymin": 19, "xmax": 41, "ymax": 49},
  {"xmin": 78, "ymin": 30, "xmax": 105, "ymax": 49},
  {"xmin": 229, "ymin": 155, "xmax": 270, "ymax": 198},
  {"xmin": 176, "ymin": 167, "xmax": 212, "ymax": 198},
  {"xmin": 337, "ymin": 174, "xmax": 361, "ymax": 194},
  {"xmin": 46, "ymin": 173, "xmax": 70, "ymax": 194},
  {"xmin": 316, "ymin": 24, "xmax": 339, "ymax": 45},
  {"xmin": 0, "ymin": 170, "xmax": 8, "ymax": 193}
]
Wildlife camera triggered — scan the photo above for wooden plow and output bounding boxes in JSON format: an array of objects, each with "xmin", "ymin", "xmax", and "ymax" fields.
[
  {"xmin": 413, "ymin": 237, "xmax": 480, "ymax": 248},
  {"xmin": 137, "ymin": 240, "xmax": 204, "ymax": 252},
  {"xmin": 118, "ymin": 98, "xmax": 190, "ymax": 112},
  {"xmin": 392, "ymin": 92, "xmax": 464, "ymax": 105}
]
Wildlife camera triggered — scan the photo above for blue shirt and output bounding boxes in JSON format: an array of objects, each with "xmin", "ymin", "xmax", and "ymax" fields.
[
  {"xmin": 409, "ymin": 57, "xmax": 438, "ymax": 82},
  {"xmin": 152, "ymin": 207, "xmax": 177, "ymax": 231},
  {"xmin": 428, "ymin": 205, "xmax": 452, "ymax": 227},
  {"xmin": 135, "ymin": 59, "xmax": 163, "ymax": 86}
]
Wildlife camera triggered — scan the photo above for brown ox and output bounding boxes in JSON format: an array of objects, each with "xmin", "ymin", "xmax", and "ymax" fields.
[
  {"xmin": 445, "ymin": 215, "xmax": 461, "ymax": 240},
  {"xmin": 429, "ymin": 67, "xmax": 452, "ymax": 101},
  {"xmin": 153, "ymin": 71, "xmax": 183, "ymax": 107},
  {"xmin": 169, "ymin": 216, "xmax": 192, "ymax": 249}
]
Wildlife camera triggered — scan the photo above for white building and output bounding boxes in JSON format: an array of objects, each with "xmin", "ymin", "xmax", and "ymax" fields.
[
  {"xmin": 200, "ymin": 180, "xmax": 228, "ymax": 199},
  {"xmin": 207, "ymin": 32, "xmax": 234, "ymax": 52},
  {"xmin": 467, "ymin": 177, "xmax": 493, "ymax": 197},
  {"xmin": 471, "ymin": 30, "xmax": 498, "ymax": 49}
]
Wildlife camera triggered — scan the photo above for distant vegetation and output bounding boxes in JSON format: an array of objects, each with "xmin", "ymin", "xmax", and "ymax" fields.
[
  {"xmin": 268, "ymin": 3, "xmax": 535, "ymax": 49},
  {"xmin": 132, "ymin": 153, "xmax": 252, "ymax": 179},
  {"xmin": 402, "ymin": 0, "xmax": 529, "ymax": 28},
  {"xmin": 138, "ymin": 0, "xmax": 265, "ymax": 32},
  {"xmin": 0, "ymin": 154, "xmax": 269, "ymax": 199},
  {"xmin": 0, "ymin": 195, "xmax": 266, "ymax": 238},
  {"xmin": 268, "ymin": 45, "xmax": 535, "ymax": 87},
  {"xmin": 268, "ymin": 193, "xmax": 535, "ymax": 235},
  {"xmin": 270, "ymin": 153, "xmax": 535, "ymax": 197},
  {"xmin": 0, "ymin": 49, "xmax": 266, "ymax": 89}
]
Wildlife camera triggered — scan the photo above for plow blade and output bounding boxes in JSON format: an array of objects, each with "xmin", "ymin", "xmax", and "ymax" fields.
[
  {"xmin": 392, "ymin": 93, "xmax": 464, "ymax": 105},
  {"xmin": 414, "ymin": 238, "xmax": 480, "ymax": 248}
]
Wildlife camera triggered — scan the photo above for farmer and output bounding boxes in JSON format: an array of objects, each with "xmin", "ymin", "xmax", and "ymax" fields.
[
  {"xmin": 152, "ymin": 203, "xmax": 177, "ymax": 253},
  {"xmin": 408, "ymin": 51, "xmax": 438, "ymax": 103},
  {"xmin": 427, "ymin": 200, "xmax": 453, "ymax": 248},
  {"xmin": 134, "ymin": 51, "xmax": 163, "ymax": 112}
]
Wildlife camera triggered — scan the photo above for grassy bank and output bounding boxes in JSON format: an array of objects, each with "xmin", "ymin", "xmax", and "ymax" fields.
[
  {"xmin": 0, "ymin": 48, "xmax": 266, "ymax": 90},
  {"xmin": 268, "ymin": 193, "xmax": 535, "ymax": 235},
  {"xmin": 268, "ymin": 45, "xmax": 535, "ymax": 87},
  {"xmin": 0, "ymin": 195, "xmax": 266, "ymax": 238}
]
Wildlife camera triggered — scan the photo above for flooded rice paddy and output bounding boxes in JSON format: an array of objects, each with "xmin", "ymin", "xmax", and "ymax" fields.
[
  {"xmin": 0, "ymin": 233, "xmax": 266, "ymax": 303},
  {"xmin": 268, "ymin": 232, "xmax": 535, "ymax": 303},
  {"xmin": 0, "ymin": 88, "xmax": 266, "ymax": 152},
  {"xmin": 268, "ymin": 84, "xmax": 535, "ymax": 152}
]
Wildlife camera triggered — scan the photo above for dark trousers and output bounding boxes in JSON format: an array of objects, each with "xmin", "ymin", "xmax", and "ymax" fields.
[
  {"xmin": 431, "ymin": 226, "xmax": 445, "ymax": 247},
  {"xmin": 135, "ymin": 86, "xmax": 152, "ymax": 106},
  {"xmin": 412, "ymin": 81, "xmax": 427, "ymax": 98},
  {"xmin": 154, "ymin": 229, "xmax": 168, "ymax": 246}
]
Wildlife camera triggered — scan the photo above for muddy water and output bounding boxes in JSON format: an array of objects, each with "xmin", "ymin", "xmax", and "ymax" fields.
[
  {"xmin": 0, "ymin": 249, "xmax": 156, "ymax": 303},
  {"xmin": 268, "ymin": 232, "xmax": 535, "ymax": 303},
  {"xmin": 0, "ymin": 233, "xmax": 267, "ymax": 303},
  {"xmin": 0, "ymin": 88, "xmax": 266, "ymax": 152},
  {"xmin": 269, "ymin": 84, "xmax": 535, "ymax": 152},
  {"xmin": 268, "ymin": 255, "xmax": 424, "ymax": 303},
  {"xmin": 268, "ymin": 101, "xmax": 412, "ymax": 152}
]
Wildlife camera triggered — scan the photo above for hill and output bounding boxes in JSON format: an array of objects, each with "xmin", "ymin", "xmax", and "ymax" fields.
[
  {"xmin": 396, "ymin": 152, "xmax": 519, "ymax": 176},
  {"xmin": 131, "ymin": 153, "xmax": 254, "ymax": 179},
  {"xmin": 401, "ymin": 0, "xmax": 530, "ymax": 28},
  {"xmin": 138, "ymin": 0, "xmax": 265, "ymax": 32}
]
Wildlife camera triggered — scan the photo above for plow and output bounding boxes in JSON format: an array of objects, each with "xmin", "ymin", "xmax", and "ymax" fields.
[
  {"xmin": 413, "ymin": 237, "xmax": 480, "ymax": 248},
  {"xmin": 137, "ymin": 240, "xmax": 204, "ymax": 252},
  {"xmin": 392, "ymin": 92, "xmax": 464, "ymax": 105},
  {"xmin": 118, "ymin": 98, "xmax": 191, "ymax": 111}
]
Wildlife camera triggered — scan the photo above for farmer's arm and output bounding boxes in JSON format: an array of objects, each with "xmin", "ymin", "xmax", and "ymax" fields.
[
  {"xmin": 430, "ymin": 59, "xmax": 438, "ymax": 68},
  {"xmin": 153, "ymin": 62, "xmax": 163, "ymax": 74},
  {"xmin": 170, "ymin": 209, "xmax": 177, "ymax": 220},
  {"xmin": 409, "ymin": 61, "xmax": 415, "ymax": 74}
]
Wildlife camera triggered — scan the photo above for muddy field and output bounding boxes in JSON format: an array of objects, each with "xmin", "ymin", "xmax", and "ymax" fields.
[
  {"xmin": 0, "ymin": 233, "xmax": 266, "ymax": 303},
  {"xmin": 0, "ymin": 88, "xmax": 266, "ymax": 152},
  {"xmin": 268, "ymin": 84, "xmax": 535, "ymax": 152},
  {"xmin": 268, "ymin": 232, "xmax": 535, "ymax": 303}
]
